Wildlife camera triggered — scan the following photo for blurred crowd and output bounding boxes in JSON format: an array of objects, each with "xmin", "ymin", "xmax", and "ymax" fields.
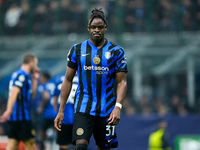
[
  {"xmin": 122, "ymin": 73, "xmax": 200, "ymax": 117},
  {"xmin": 125, "ymin": 0, "xmax": 200, "ymax": 32},
  {"xmin": 1, "ymin": 0, "xmax": 200, "ymax": 36},
  {"xmin": 123, "ymin": 94, "xmax": 190, "ymax": 117},
  {"xmin": 1, "ymin": 0, "xmax": 87, "ymax": 35}
]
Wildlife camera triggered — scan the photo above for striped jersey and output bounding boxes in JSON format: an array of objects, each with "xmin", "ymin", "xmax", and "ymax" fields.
[
  {"xmin": 53, "ymin": 74, "xmax": 78, "ymax": 124},
  {"xmin": 8, "ymin": 68, "xmax": 32, "ymax": 121},
  {"xmin": 67, "ymin": 39, "xmax": 128, "ymax": 117},
  {"xmin": 38, "ymin": 81, "xmax": 57, "ymax": 120}
]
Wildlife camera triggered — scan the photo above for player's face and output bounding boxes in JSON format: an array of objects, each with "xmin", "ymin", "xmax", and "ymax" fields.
[
  {"xmin": 30, "ymin": 57, "xmax": 38, "ymax": 73},
  {"xmin": 87, "ymin": 18, "xmax": 107, "ymax": 42}
]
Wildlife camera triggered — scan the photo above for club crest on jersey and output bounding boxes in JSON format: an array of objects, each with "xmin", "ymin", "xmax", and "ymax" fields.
[
  {"xmin": 93, "ymin": 55, "xmax": 101, "ymax": 64},
  {"xmin": 105, "ymin": 52, "xmax": 111, "ymax": 59},
  {"xmin": 76, "ymin": 128, "xmax": 84, "ymax": 136}
]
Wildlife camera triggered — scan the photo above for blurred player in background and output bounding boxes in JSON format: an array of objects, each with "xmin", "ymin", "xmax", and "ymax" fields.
[
  {"xmin": 54, "ymin": 8, "xmax": 128, "ymax": 150},
  {"xmin": 37, "ymin": 71, "xmax": 57, "ymax": 150},
  {"xmin": 53, "ymin": 73, "xmax": 78, "ymax": 150},
  {"xmin": 148, "ymin": 120, "xmax": 171, "ymax": 150},
  {"xmin": 0, "ymin": 53, "xmax": 39, "ymax": 150}
]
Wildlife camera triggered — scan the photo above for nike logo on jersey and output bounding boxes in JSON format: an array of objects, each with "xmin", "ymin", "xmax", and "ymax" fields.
[
  {"xmin": 82, "ymin": 53, "xmax": 90, "ymax": 56},
  {"xmin": 108, "ymin": 139, "xmax": 113, "ymax": 143}
]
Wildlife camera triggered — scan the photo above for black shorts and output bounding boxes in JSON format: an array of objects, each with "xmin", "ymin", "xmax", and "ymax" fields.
[
  {"xmin": 8, "ymin": 121, "xmax": 35, "ymax": 141},
  {"xmin": 41, "ymin": 118, "xmax": 54, "ymax": 131},
  {"xmin": 73, "ymin": 112, "xmax": 118, "ymax": 148},
  {"xmin": 56, "ymin": 124, "xmax": 73, "ymax": 145}
]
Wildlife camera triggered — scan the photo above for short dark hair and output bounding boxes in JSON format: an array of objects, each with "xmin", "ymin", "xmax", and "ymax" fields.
[
  {"xmin": 88, "ymin": 8, "xmax": 107, "ymax": 26},
  {"xmin": 22, "ymin": 53, "xmax": 36, "ymax": 64},
  {"xmin": 41, "ymin": 71, "xmax": 51, "ymax": 80}
]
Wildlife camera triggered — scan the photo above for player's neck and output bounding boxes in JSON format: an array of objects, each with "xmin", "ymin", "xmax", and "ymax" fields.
[
  {"xmin": 91, "ymin": 38, "xmax": 106, "ymax": 49},
  {"xmin": 21, "ymin": 64, "xmax": 31, "ymax": 74}
]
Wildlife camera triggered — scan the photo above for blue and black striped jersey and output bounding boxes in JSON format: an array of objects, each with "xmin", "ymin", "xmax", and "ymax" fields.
[
  {"xmin": 8, "ymin": 69, "xmax": 32, "ymax": 121},
  {"xmin": 39, "ymin": 81, "xmax": 57, "ymax": 120},
  {"xmin": 53, "ymin": 74, "xmax": 78, "ymax": 124},
  {"xmin": 67, "ymin": 39, "xmax": 128, "ymax": 117}
]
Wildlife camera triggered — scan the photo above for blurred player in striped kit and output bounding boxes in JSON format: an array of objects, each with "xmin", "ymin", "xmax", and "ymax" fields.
[
  {"xmin": 36, "ymin": 71, "xmax": 57, "ymax": 150},
  {"xmin": 53, "ymin": 74, "xmax": 78, "ymax": 150},
  {"xmin": 54, "ymin": 8, "xmax": 128, "ymax": 150},
  {"xmin": 0, "ymin": 53, "xmax": 39, "ymax": 150}
]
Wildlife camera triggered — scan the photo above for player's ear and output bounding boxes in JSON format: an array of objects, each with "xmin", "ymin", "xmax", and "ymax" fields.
[
  {"xmin": 105, "ymin": 25, "xmax": 107, "ymax": 31},
  {"xmin": 87, "ymin": 25, "xmax": 90, "ymax": 31}
]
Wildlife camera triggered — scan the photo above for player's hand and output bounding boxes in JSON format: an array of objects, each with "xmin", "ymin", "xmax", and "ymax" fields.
[
  {"xmin": 36, "ymin": 106, "xmax": 43, "ymax": 115},
  {"xmin": 108, "ymin": 106, "xmax": 121, "ymax": 125},
  {"xmin": 0, "ymin": 110, "xmax": 12, "ymax": 123},
  {"xmin": 54, "ymin": 112, "xmax": 64, "ymax": 131},
  {"xmin": 33, "ymin": 67, "xmax": 40, "ymax": 79}
]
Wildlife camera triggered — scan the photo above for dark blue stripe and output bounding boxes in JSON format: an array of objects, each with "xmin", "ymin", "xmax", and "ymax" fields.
[
  {"xmin": 85, "ymin": 42, "xmax": 93, "ymax": 114},
  {"xmin": 95, "ymin": 47, "xmax": 103, "ymax": 116},
  {"xmin": 76, "ymin": 43, "xmax": 84, "ymax": 112}
]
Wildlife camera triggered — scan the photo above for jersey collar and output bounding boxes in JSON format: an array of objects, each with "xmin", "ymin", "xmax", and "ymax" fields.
[{"xmin": 88, "ymin": 38, "xmax": 108, "ymax": 50}]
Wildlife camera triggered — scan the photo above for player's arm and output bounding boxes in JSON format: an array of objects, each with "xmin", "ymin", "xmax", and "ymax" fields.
[
  {"xmin": 37, "ymin": 90, "xmax": 50, "ymax": 114},
  {"xmin": 52, "ymin": 82, "xmax": 60, "ymax": 112},
  {"xmin": 54, "ymin": 67, "xmax": 76, "ymax": 131},
  {"xmin": 31, "ymin": 68, "xmax": 40, "ymax": 99},
  {"xmin": 115, "ymin": 72, "xmax": 127, "ymax": 108},
  {"xmin": 0, "ymin": 86, "xmax": 20, "ymax": 122},
  {"xmin": 108, "ymin": 72, "xmax": 127, "ymax": 125},
  {"xmin": 59, "ymin": 67, "xmax": 76, "ymax": 112},
  {"xmin": 52, "ymin": 96, "xmax": 58, "ymax": 112}
]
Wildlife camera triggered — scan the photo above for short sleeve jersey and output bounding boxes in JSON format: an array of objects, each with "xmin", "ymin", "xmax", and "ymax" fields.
[
  {"xmin": 67, "ymin": 39, "xmax": 128, "ymax": 117},
  {"xmin": 8, "ymin": 69, "xmax": 32, "ymax": 121}
]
